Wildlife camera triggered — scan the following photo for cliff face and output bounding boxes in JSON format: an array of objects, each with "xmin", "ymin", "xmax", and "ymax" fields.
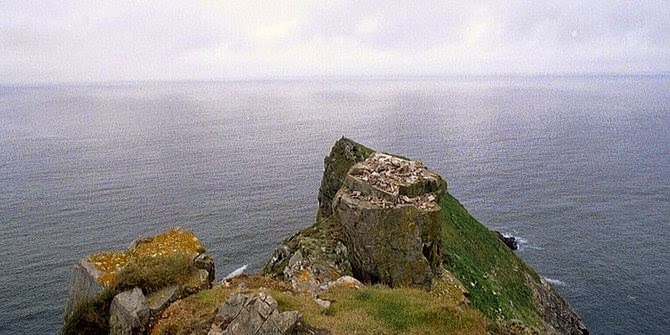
[{"xmin": 64, "ymin": 138, "xmax": 588, "ymax": 335}]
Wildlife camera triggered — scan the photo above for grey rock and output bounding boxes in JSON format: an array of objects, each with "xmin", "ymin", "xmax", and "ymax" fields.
[
  {"xmin": 146, "ymin": 285, "xmax": 180, "ymax": 316},
  {"xmin": 63, "ymin": 259, "xmax": 106, "ymax": 320},
  {"xmin": 493, "ymin": 231, "xmax": 519, "ymax": 250},
  {"xmin": 209, "ymin": 292, "xmax": 301, "ymax": 335},
  {"xmin": 262, "ymin": 219, "xmax": 353, "ymax": 295},
  {"xmin": 194, "ymin": 252, "xmax": 216, "ymax": 283},
  {"xmin": 109, "ymin": 287, "xmax": 150, "ymax": 335},
  {"xmin": 528, "ymin": 275, "xmax": 589, "ymax": 335},
  {"xmin": 314, "ymin": 298, "xmax": 331, "ymax": 309},
  {"xmin": 317, "ymin": 137, "xmax": 374, "ymax": 219}
]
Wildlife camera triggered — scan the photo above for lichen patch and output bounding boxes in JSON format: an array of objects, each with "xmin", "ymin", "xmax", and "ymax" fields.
[{"xmin": 85, "ymin": 228, "xmax": 205, "ymax": 286}]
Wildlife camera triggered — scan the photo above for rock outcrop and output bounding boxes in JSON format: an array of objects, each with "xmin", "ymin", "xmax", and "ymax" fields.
[
  {"xmin": 264, "ymin": 137, "xmax": 588, "ymax": 334},
  {"xmin": 262, "ymin": 216, "xmax": 353, "ymax": 295},
  {"xmin": 333, "ymin": 152, "xmax": 446, "ymax": 287},
  {"xmin": 528, "ymin": 276, "xmax": 590, "ymax": 335},
  {"xmin": 208, "ymin": 292, "xmax": 302, "ymax": 335},
  {"xmin": 63, "ymin": 228, "xmax": 215, "ymax": 335},
  {"xmin": 317, "ymin": 137, "xmax": 374, "ymax": 219},
  {"xmin": 494, "ymin": 230, "xmax": 519, "ymax": 250},
  {"xmin": 266, "ymin": 141, "xmax": 447, "ymax": 289}
]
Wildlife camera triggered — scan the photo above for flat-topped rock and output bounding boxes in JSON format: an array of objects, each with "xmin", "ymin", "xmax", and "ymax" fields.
[
  {"xmin": 333, "ymin": 152, "xmax": 446, "ymax": 287},
  {"xmin": 344, "ymin": 153, "xmax": 445, "ymax": 209}
]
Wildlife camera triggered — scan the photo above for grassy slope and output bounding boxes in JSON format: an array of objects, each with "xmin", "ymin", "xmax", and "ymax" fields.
[
  {"xmin": 439, "ymin": 192, "xmax": 542, "ymax": 327},
  {"xmin": 151, "ymin": 280, "xmax": 489, "ymax": 335}
]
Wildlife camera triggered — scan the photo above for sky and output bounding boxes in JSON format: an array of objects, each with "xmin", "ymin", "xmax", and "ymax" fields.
[{"xmin": 1, "ymin": 0, "xmax": 669, "ymax": 84}]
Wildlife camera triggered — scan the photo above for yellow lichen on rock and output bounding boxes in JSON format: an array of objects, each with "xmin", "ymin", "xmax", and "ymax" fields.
[
  {"xmin": 87, "ymin": 251, "xmax": 130, "ymax": 286},
  {"xmin": 85, "ymin": 228, "xmax": 205, "ymax": 286},
  {"xmin": 129, "ymin": 228, "xmax": 205, "ymax": 259}
]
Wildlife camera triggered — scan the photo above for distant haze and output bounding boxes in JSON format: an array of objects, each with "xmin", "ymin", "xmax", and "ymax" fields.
[{"xmin": 2, "ymin": 1, "xmax": 669, "ymax": 84}]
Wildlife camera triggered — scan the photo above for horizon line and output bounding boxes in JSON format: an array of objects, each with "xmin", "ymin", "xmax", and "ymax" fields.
[{"xmin": 3, "ymin": 72, "xmax": 670, "ymax": 88}]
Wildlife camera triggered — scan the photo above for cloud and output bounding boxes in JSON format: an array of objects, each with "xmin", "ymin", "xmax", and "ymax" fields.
[{"xmin": 1, "ymin": 0, "xmax": 668, "ymax": 83}]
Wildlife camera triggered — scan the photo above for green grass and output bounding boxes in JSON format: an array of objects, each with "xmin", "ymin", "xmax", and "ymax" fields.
[
  {"xmin": 150, "ymin": 277, "xmax": 489, "ymax": 335},
  {"xmin": 439, "ymin": 192, "xmax": 542, "ymax": 327},
  {"xmin": 62, "ymin": 253, "xmax": 196, "ymax": 335},
  {"xmin": 316, "ymin": 286, "xmax": 488, "ymax": 334}
]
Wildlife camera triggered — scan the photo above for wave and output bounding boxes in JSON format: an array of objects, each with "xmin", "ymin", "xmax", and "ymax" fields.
[
  {"xmin": 543, "ymin": 277, "xmax": 566, "ymax": 286},
  {"xmin": 513, "ymin": 236, "xmax": 544, "ymax": 251}
]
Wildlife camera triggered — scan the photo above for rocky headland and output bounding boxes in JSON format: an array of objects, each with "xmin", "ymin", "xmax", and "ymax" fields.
[{"xmin": 63, "ymin": 137, "xmax": 588, "ymax": 335}]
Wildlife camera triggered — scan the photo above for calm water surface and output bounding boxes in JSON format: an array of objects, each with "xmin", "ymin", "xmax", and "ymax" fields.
[{"xmin": 1, "ymin": 77, "xmax": 668, "ymax": 334}]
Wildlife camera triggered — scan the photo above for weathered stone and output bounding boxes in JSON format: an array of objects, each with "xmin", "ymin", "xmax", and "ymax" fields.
[
  {"xmin": 109, "ymin": 287, "xmax": 149, "ymax": 335},
  {"xmin": 333, "ymin": 189, "xmax": 442, "ymax": 287},
  {"xmin": 330, "ymin": 152, "xmax": 446, "ymax": 288},
  {"xmin": 344, "ymin": 153, "xmax": 446, "ymax": 203},
  {"xmin": 208, "ymin": 292, "xmax": 301, "ymax": 335},
  {"xmin": 314, "ymin": 298, "xmax": 331, "ymax": 309},
  {"xmin": 146, "ymin": 285, "xmax": 180, "ymax": 316},
  {"xmin": 527, "ymin": 275, "xmax": 589, "ymax": 335},
  {"xmin": 63, "ymin": 259, "xmax": 106, "ymax": 320},
  {"xmin": 65, "ymin": 228, "xmax": 211, "ymax": 322},
  {"xmin": 194, "ymin": 252, "xmax": 216, "ymax": 283},
  {"xmin": 430, "ymin": 269, "xmax": 470, "ymax": 305},
  {"xmin": 317, "ymin": 137, "xmax": 374, "ymax": 219},
  {"xmin": 263, "ymin": 218, "xmax": 353, "ymax": 295}
]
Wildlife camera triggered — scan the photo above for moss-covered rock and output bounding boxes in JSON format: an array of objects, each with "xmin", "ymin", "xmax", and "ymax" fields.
[
  {"xmin": 262, "ymin": 216, "xmax": 353, "ymax": 295},
  {"xmin": 63, "ymin": 228, "xmax": 215, "ymax": 335}
]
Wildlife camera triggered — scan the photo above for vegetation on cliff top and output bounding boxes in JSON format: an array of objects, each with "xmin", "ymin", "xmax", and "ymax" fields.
[
  {"xmin": 63, "ymin": 253, "xmax": 197, "ymax": 335},
  {"xmin": 86, "ymin": 228, "xmax": 205, "ymax": 286},
  {"xmin": 151, "ymin": 275, "xmax": 489, "ymax": 335}
]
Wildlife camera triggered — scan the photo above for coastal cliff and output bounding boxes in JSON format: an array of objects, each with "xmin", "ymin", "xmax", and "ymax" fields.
[{"xmin": 63, "ymin": 137, "xmax": 587, "ymax": 335}]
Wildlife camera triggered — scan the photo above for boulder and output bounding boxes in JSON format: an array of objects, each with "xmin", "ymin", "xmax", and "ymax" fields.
[
  {"xmin": 109, "ymin": 287, "xmax": 150, "ymax": 335},
  {"xmin": 194, "ymin": 253, "xmax": 216, "ymax": 283},
  {"xmin": 208, "ymin": 292, "xmax": 301, "ymax": 335},
  {"xmin": 145, "ymin": 285, "xmax": 180, "ymax": 316},
  {"xmin": 320, "ymin": 275, "xmax": 363, "ymax": 291}
]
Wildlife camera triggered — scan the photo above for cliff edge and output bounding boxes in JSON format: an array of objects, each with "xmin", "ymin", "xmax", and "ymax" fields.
[{"xmin": 63, "ymin": 137, "xmax": 587, "ymax": 335}]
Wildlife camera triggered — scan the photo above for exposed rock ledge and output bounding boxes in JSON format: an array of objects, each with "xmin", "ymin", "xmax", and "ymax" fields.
[{"xmin": 63, "ymin": 137, "xmax": 588, "ymax": 335}]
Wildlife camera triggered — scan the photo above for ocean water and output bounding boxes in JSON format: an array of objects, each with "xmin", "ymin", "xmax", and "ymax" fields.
[{"xmin": 1, "ymin": 77, "xmax": 668, "ymax": 334}]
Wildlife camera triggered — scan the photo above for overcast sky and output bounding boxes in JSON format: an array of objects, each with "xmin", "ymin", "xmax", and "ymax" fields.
[{"xmin": 1, "ymin": 1, "xmax": 669, "ymax": 84}]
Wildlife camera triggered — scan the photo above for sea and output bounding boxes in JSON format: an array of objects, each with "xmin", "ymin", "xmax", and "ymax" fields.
[{"xmin": 1, "ymin": 76, "xmax": 668, "ymax": 334}]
